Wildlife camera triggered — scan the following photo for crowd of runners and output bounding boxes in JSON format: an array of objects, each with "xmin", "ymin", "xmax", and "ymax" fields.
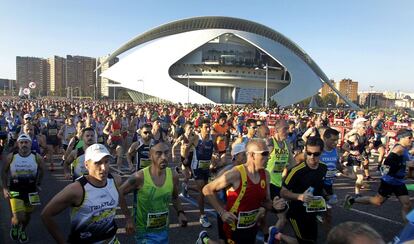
[{"xmin": 0, "ymin": 98, "xmax": 414, "ymax": 244}]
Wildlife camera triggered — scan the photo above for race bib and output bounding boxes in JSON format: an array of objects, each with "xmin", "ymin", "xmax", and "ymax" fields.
[
  {"xmin": 325, "ymin": 170, "xmax": 337, "ymax": 179},
  {"xmin": 147, "ymin": 211, "xmax": 168, "ymax": 229},
  {"xmin": 29, "ymin": 192, "xmax": 41, "ymax": 205},
  {"xmin": 140, "ymin": 158, "xmax": 151, "ymax": 168},
  {"xmin": 198, "ymin": 160, "xmax": 211, "ymax": 169},
  {"xmin": 272, "ymin": 161, "xmax": 285, "ymax": 173},
  {"xmin": 112, "ymin": 130, "xmax": 121, "ymax": 136},
  {"xmin": 48, "ymin": 128, "xmax": 58, "ymax": 136},
  {"xmin": 305, "ymin": 196, "xmax": 327, "ymax": 213},
  {"xmin": 237, "ymin": 209, "xmax": 259, "ymax": 229}
]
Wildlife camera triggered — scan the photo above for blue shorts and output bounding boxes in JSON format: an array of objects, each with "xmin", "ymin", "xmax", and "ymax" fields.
[{"xmin": 135, "ymin": 230, "xmax": 168, "ymax": 244}]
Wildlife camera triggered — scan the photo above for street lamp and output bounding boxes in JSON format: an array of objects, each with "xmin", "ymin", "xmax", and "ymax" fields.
[
  {"xmin": 255, "ymin": 64, "xmax": 282, "ymax": 107},
  {"xmin": 369, "ymin": 85, "xmax": 374, "ymax": 108},
  {"xmin": 137, "ymin": 79, "xmax": 144, "ymax": 103},
  {"xmin": 182, "ymin": 73, "xmax": 190, "ymax": 105}
]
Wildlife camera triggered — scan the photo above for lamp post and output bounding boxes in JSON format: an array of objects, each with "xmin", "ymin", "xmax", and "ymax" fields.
[
  {"xmin": 255, "ymin": 64, "xmax": 281, "ymax": 107},
  {"xmin": 182, "ymin": 73, "xmax": 190, "ymax": 105},
  {"xmin": 137, "ymin": 79, "xmax": 144, "ymax": 103},
  {"xmin": 369, "ymin": 85, "xmax": 374, "ymax": 108}
]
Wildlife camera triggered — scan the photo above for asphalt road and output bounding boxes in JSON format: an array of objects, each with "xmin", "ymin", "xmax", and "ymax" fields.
[{"xmin": 0, "ymin": 155, "xmax": 412, "ymax": 244}]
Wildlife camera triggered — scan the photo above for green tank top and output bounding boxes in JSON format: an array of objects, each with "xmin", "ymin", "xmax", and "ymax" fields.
[
  {"xmin": 266, "ymin": 138, "xmax": 289, "ymax": 187},
  {"xmin": 134, "ymin": 167, "xmax": 173, "ymax": 232}
]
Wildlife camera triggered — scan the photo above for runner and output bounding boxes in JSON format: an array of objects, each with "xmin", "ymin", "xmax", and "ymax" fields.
[
  {"xmin": 0, "ymin": 109, "xmax": 8, "ymax": 157},
  {"xmin": 371, "ymin": 111, "xmax": 386, "ymax": 171},
  {"xmin": 172, "ymin": 121, "xmax": 198, "ymax": 197},
  {"xmin": 119, "ymin": 141, "xmax": 188, "ymax": 243},
  {"xmin": 281, "ymin": 136, "xmax": 328, "ymax": 244},
  {"xmin": 23, "ymin": 123, "xmax": 47, "ymax": 155},
  {"xmin": 103, "ymin": 112, "xmax": 124, "ymax": 170},
  {"xmin": 2, "ymin": 133, "xmax": 44, "ymax": 243},
  {"xmin": 63, "ymin": 127, "xmax": 96, "ymax": 181},
  {"xmin": 201, "ymin": 139, "xmax": 294, "ymax": 244},
  {"xmin": 344, "ymin": 129, "xmax": 413, "ymax": 223},
  {"xmin": 44, "ymin": 110, "xmax": 61, "ymax": 171},
  {"xmin": 265, "ymin": 119, "xmax": 295, "ymax": 238},
  {"xmin": 41, "ymin": 143, "xmax": 129, "ymax": 243},
  {"xmin": 127, "ymin": 123, "xmax": 155, "ymax": 171},
  {"xmin": 212, "ymin": 113, "xmax": 230, "ymax": 166}
]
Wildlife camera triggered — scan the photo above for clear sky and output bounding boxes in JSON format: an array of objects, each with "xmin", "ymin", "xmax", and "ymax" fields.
[{"xmin": 1, "ymin": 0, "xmax": 413, "ymax": 92}]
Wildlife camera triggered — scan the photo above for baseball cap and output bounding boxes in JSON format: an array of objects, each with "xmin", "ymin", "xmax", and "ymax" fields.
[
  {"xmin": 17, "ymin": 134, "xmax": 32, "ymax": 142},
  {"xmin": 23, "ymin": 114, "xmax": 32, "ymax": 119},
  {"xmin": 231, "ymin": 143, "xmax": 246, "ymax": 157},
  {"xmin": 85, "ymin": 144, "xmax": 112, "ymax": 162}
]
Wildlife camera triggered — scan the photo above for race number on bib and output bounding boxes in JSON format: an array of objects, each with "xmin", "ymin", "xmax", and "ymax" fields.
[
  {"xmin": 272, "ymin": 162, "xmax": 285, "ymax": 173},
  {"xmin": 237, "ymin": 209, "xmax": 259, "ymax": 229},
  {"xmin": 198, "ymin": 160, "xmax": 211, "ymax": 170},
  {"xmin": 325, "ymin": 170, "xmax": 337, "ymax": 179},
  {"xmin": 48, "ymin": 129, "xmax": 58, "ymax": 136},
  {"xmin": 305, "ymin": 196, "xmax": 327, "ymax": 213},
  {"xmin": 29, "ymin": 192, "xmax": 41, "ymax": 205},
  {"xmin": 147, "ymin": 211, "xmax": 168, "ymax": 229}
]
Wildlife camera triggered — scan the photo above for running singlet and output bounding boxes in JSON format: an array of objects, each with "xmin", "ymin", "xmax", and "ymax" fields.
[
  {"xmin": 31, "ymin": 136, "xmax": 41, "ymax": 155},
  {"xmin": 9, "ymin": 153, "xmax": 38, "ymax": 193},
  {"xmin": 134, "ymin": 167, "xmax": 173, "ymax": 233},
  {"xmin": 382, "ymin": 145, "xmax": 410, "ymax": 185},
  {"xmin": 224, "ymin": 166, "xmax": 266, "ymax": 231},
  {"xmin": 266, "ymin": 139, "xmax": 289, "ymax": 187},
  {"xmin": 72, "ymin": 148, "xmax": 87, "ymax": 180},
  {"xmin": 68, "ymin": 174, "xmax": 118, "ymax": 243},
  {"xmin": 191, "ymin": 135, "xmax": 214, "ymax": 170},
  {"xmin": 111, "ymin": 120, "xmax": 122, "ymax": 141},
  {"xmin": 135, "ymin": 139, "xmax": 154, "ymax": 170},
  {"xmin": 320, "ymin": 148, "xmax": 338, "ymax": 186}
]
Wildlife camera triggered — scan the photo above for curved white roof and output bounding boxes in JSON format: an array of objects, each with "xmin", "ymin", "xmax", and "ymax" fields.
[{"xmin": 101, "ymin": 16, "xmax": 359, "ymax": 108}]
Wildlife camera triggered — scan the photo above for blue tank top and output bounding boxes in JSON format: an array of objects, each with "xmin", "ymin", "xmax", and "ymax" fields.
[
  {"xmin": 31, "ymin": 136, "xmax": 41, "ymax": 154},
  {"xmin": 382, "ymin": 146, "xmax": 409, "ymax": 185},
  {"xmin": 192, "ymin": 135, "xmax": 214, "ymax": 169},
  {"xmin": 320, "ymin": 148, "xmax": 338, "ymax": 186}
]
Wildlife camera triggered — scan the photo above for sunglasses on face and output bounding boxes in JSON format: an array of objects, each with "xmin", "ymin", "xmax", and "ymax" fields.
[
  {"xmin": 249, "ymin": 126, "xmax": 257, "ymax": 129},
  {"xmin": 306, "ymin": 151, "xmax": 322, "ymax": 157},
  {"xmin": 142, "ymin": 131, "xmax": 151, "ymax": 135},
  {"xmin": 250, "ymin": 151, "xmax": 270, "ymax": 157}
]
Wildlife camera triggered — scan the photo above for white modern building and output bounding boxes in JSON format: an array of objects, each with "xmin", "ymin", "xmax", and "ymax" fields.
[{"xmin": 100, "ymin": 16, "xmax": 357, "ymax": 107}]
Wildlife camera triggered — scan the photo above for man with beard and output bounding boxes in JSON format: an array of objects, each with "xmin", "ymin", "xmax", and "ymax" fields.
[
  {"xmin": 41, "ymin": 144, "xmax": 129, "ymax": 243},
  {"xmin": 127, "ymin": 124, "xmax": 155, "ymax": 171},
  {"xmin": 2, "ymin": 134, "xmax": 44, "ymax": 243},
  {"xmin": 63, "ymin": 127, "xmax": 97, "ymax": 181},
  {"xmin": 119, "ymin": 142, "xmax": 188, "ymax": 243}
]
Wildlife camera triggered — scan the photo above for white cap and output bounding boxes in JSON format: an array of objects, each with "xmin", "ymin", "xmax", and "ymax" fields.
[
  {"xmin": 85, "ymin": 144, "xmax": 112, "ymax": 162},
  {"xmin": 23, "ymin": 114, "xmax": 32, "ymax": 119},
  {"xmin": 352, "ymin": 118, "xmax": 368, "ymax": 128},
  {"xmin": 17, "ymin": 133, "xmax": 32, "ymax": 142},
  {"xmin": 231, "ymin": 143, "xmax": 246, "ymax": 157}
]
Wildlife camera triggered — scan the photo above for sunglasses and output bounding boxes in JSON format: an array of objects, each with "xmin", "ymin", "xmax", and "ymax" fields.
[
  {"xmin": 250, "ymin": 151, "xmax": 270, "ymax": 157},
  {"xmin": 249, "ymin": 126, "xmax": 258, "ymax": 129},
  {"xmin": 142, "ymin": 131, "xmax": 151, "ymax": 135},
  {"xmin": 306, "ymin": 151, "xmax": 322, "ymax": 157}
]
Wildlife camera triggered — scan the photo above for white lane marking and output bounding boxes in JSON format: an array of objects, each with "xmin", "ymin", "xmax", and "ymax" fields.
[{"xmin": 349, "ymin": 208, "xmax": 404, "ymax": 226}]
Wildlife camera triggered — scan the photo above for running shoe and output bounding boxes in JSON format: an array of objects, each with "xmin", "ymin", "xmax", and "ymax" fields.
[
  {"xmin": 267, "ymin": 226, "xmax": 281, "ymax": 244},
  {"xmin": 179, "ymin": 182, "xmax": 189, "ymax": 198},
  {"xmin": 343, "ymin": 194, "xmax": 354, "ymax": 210},
  {"xmin": 196, "ymin": 230, "xmax": 209, "ymax": 244},
  {"xmin": 18, "ymin": 228, "xmax": 29, "ymax": 243},
  {"xmin": 10, "ymin": 225, "xmax": 19, "ymax": 241},
  {"xmin": 199, "ymin": 215, "xmax": 212, "ymax": 228}
]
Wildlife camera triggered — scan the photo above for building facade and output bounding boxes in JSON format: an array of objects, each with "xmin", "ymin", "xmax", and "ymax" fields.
[
  {"xmin": 100, "ymin": 16, "xmax": 358, "ymax": 108},
  {"xmin": 47, "ymin": 56, "xmax": 66, "ymax": 96},
  {"xmin": 97, "ymin": 55, "xmax": 119, "ymax": 98},
  {"xmin": 16, "ymin": 56, "xmax": 48, "ymax": 96},
  {"xmin": 335, "ymin": 78, "xmax": 358, "ymax": 104}
]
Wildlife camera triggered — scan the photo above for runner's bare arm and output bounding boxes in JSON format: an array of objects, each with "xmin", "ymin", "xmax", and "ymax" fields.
[
  {"xmin": 41, "ymin": 182, "xmax": 83, "ymax": 244},
  {"xmin": 262, "ymin": 171, "xmax": 273, "ymax": 210},
  {"xmin": 171, "ymin": 171, "xmax": 187, "ymax": 226},
  {"xmin": 202, "ymin": 168, "xmax": 240, "ymax": 215},
  {"xmin": 2, "ymin": 153, "xmax": 13, "ymax": 198},
  {"xmin": 63, "ymin": 150, "xmax": 76, "ymax": 176},
  {"xmin": 127, "ymin": 142, "xmax": 139, "ymax": 167},
  {"xmin": 36, "ymin": 154, "xmax": 44, "ymax": 186},
  {"xmin": 119, "ymin": 171, "xmax": 144, "ymax": 195},
  {"xmin": 103, "ymin": 121, "xmax": 112, "ymax": 135}
]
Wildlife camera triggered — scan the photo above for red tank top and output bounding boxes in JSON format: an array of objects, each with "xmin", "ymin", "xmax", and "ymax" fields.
[
  {"xmin": 224, "ymin": 167, "xmax": 267, "ymax": 230},
  {"xmin": 111, "ymin": 120, "xmax": 122, "ymax": 141}
]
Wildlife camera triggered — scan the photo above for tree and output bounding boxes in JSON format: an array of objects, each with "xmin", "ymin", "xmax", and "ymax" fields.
[{"xmin": 322, "ymin": 93, "xmax": 337, "ymax": 107}]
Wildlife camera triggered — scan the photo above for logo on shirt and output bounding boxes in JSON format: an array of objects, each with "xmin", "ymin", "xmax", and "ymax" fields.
[{"xmin": 260, "ymin": 179, "xmax": 266, "ymax": 189}]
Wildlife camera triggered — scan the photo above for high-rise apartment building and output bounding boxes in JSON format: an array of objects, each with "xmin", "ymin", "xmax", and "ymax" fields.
[
  {"xmin": 320, "ymin": 80, "xmax": 335, "ymax": 97},
  {"xmin": 66, "ymin": 55, "xmax": 96, "ymax": 97},
  {"xmin": 16, "ymin": 56, "xmax": 48, "ymax": 96},
  {"xmin": 47, "ymin": 56, "xmax": 66, "ymax": 96},
  {"xmin": 335, "ymin": 78, "xmax": 358, "ymax": 104},
  {"xmin": 97, "ymin": 55, "xmax": 119, "ymax": 98}
]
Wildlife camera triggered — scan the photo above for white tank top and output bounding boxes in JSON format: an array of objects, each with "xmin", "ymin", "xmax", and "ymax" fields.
[
  {"xmin": 69, "ymin": 175, "xmax": 119, "ymax": 243},
  {"xmin": 9, "ymin": 153, "xmax": 38, "ymax": 191}
]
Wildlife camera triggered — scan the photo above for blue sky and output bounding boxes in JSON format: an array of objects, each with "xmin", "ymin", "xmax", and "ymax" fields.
[{"xmin": 1, "ymin": 0, "xmax": 413, "ymax": 92}]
